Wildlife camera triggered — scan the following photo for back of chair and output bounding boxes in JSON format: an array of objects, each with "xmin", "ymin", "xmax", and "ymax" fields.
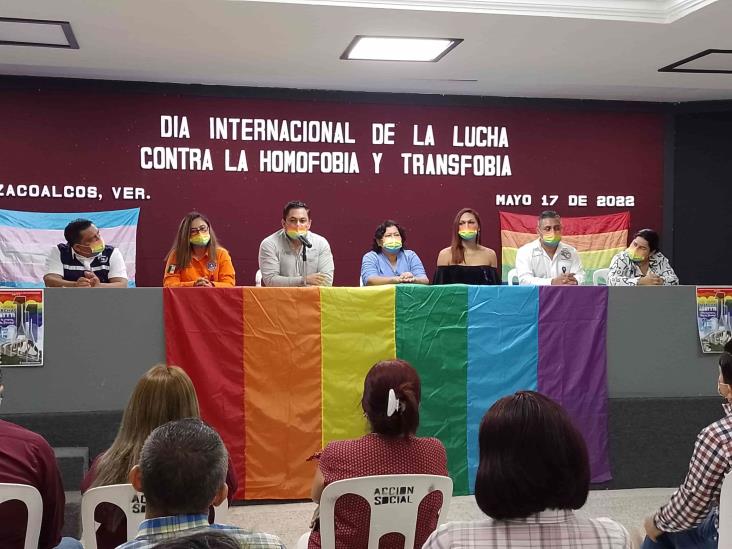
[
  {"xmin": 255, "ymin": 269, "xmax": 263, "ymax": 287},
  {"xmin": 593, "ymin": 268, "xmax": 610, "ymax": 286},
  {"xmin": 0, "ymin": 483, "xmax": 43, "ymax": 549},
  {"xmin": 81, "ymin": 483, "xmax": 230, "ymax": 548},
  {"xmin": 81, "ymin": 484, "xmax": 142, "ymax": 549},
  {"xmin": 507, "ymin": 268, "xmax": 519, "ymax": 286},
  {"xmin": 319, "ymin": 474, "xmax": 452, "ymax": 549},
  {"xmin": 718, "ymin": 472, "xmax": 732, "ymax": 548}
]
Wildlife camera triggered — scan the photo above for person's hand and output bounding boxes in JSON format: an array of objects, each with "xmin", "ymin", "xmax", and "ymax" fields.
[
  {"xmin": 551, "ymin": 274, "xmax": 577, "ymax": 285},
  {"xmin": 84, "ymin": 271, "xmax": 101, "ymax": 287},
  {"xmin": 399, "ymin": 272, "xmax": 416, "ymax": 283},
  {"xmin": 194, "ymin": 278, "xmax": 212, "ymax": 287},
  {"xmin": 638, "ymin": 273, "xmax": 662, "ymax": 286},
  {"xmin": 644, "ymin": 516, "xmax": 662, "ymax": 542},
  {"xmin": 75, "ymin": 276, "xmax": 92, "ymax": 287},
  {"xmin": 306, "ymin": 273, "xmax": 328, "ymax": 286}
]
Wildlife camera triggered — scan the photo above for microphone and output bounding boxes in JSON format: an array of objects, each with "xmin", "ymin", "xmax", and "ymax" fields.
[{"xmin": 298, "ymin": 234, "xmax": 313, "ymax": 248}]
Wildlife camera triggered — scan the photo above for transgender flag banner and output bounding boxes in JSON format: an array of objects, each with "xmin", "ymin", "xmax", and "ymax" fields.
[{"xmin": 0, "ymin": 208, "xmax": 140, "ymax": 288}]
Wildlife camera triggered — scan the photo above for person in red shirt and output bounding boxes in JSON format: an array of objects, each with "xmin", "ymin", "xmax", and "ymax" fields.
[
  {"xmin": 307, "ymin": 360, "xmax": 448, "ymax": 549},
  {"xmin": 0, "ymin": 369, "xmax": 82, "ymax": 549},
  {"xmin": 163, "ymin": 212, "xmax": 236, "ymax": 287}
]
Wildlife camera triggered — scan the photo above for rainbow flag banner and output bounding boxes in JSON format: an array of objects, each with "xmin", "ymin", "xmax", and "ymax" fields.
[
  {"xmin": 500, "ymin": 211, "xmax": 630, "ymax": 284},
  {"xmin": 164, "ymin": 285, "xmax": 610, "ymax": 500},
  {"xmin": 0, "ymin": 208, "xmax": 139, "ymax": 288}
]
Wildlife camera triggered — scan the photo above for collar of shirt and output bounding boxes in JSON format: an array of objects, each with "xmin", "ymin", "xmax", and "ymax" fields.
[
  {"xmin": 724, "ymin": 403, "xmax": 732, "ymax": 416},
  {"xmin": 505, "ymin": 509, "xmax": 575, "ymax": 525},
  {"xmin": 135, "ymin": 514, "xmax": 210, "ymax": 539},
  {"xmin": 531, "ymin": 239, "xmax": 570, "ymax": 261}
]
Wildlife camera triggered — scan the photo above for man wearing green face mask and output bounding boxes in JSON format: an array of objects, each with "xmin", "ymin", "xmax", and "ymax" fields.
[
  {"xmin": 44, "ymin": 219, "xmax": 128, "ymax": 288},
  {"xmin": 515, "ymin": 211, "xmax": 584, "ymax": 286}
]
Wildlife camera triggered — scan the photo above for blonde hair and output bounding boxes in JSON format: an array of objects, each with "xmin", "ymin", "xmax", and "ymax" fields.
[{"xmin": 91, "ymin": 364, "xmax": 200, "ymax": 488}]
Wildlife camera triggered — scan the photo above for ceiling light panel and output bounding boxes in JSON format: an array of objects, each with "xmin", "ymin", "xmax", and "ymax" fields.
[{"xmin": 342, "ymin": 35, "xmax": 461, "ymax": 62}]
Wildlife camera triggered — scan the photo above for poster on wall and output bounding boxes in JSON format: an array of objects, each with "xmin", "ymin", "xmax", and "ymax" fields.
[
  {"xmin": 0, "ymin": 289, "xmax": 43, "ymax": 366},
  {"xmin": 697, "ymin": 287, "xmax": 732, "ymax": 354}
]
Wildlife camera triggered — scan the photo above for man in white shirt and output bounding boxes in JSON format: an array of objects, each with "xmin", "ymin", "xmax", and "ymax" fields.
[
  {"xmin": 515, "ymin": 211, "xmax": 584, "ymax": 286},
  {"xmin": 44, "ymin": 219, "xmax": 128, "ymax": 288}
]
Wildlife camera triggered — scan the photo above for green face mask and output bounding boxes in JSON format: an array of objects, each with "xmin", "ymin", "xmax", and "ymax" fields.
[
  {"xmin": 382, "ymin": 240, "xmax": 402, "ymax": 253},
  {"xmin": 190, "ymin": 233, "xmax": 210, "ymax": 247},
  {"xmin": 627, "ymin": 249, "xmax": 646, "ymax": 264},
  {"xmin": 542, "ymin": 234, "xmax": 561, "ymax": 247}
]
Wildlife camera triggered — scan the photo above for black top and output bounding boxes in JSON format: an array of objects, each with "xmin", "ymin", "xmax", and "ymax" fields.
[{"xmin": 432, "ymin": 265, "xmax": 501, "ymax": 285}]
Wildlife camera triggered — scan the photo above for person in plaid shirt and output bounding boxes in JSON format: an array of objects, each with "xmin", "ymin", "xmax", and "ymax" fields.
[
  {"xmin": 423, "ymin": 391, "xmax": 632, "ymax": 548},
  {"xmin": 643, "ymin": 349, "xmax": 732, "ymax": 548},
  {"xmin": 118, "ymin": 418, "xmax": 284, "ymax": 549}
]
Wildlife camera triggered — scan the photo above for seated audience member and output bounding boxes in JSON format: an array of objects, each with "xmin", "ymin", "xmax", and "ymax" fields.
[
  {"xmin": 608, "ymin": 229, "xmax": 679, "ymax": 286},
  {"xmin": 0, "ymin": 369, "xmax": 82, "ymax": 549},
  {"xmin": 80, "ymin": 364, "xmax": 237, "ymax": 549},
  {"xmin": 434, "ymin": 208, "xmax": 499, "ymax": 285},
  {"xmin": 163, "ymin": 212, "xmax": 235, "ymax": 287},
  {"xmin": 307, "ymin": 359, "xmax": 448, "ymax": 548},
  {"xmin": 642, "ymin": 352, "xmax": 732, "ymax": 548},
  {"xmin": 119, "ymin": 418, "xmax": 284, "ymax": 548},
  {"xmin": 361, "ymin": 220, "xmax": 429, "ymax": 286},
  {"xmin": 153, "ymin": 531, "xmax": 241, "ymax": 548},
  {"xmin": 423, "ymin": 391, "xmax": 631, "ymax": 548},
  {"xmin": 258, "ymin": 200, "xmax": 334, "ymax": 287},
  {"xmin": 515, "ymin": 210, "xmax": 585, "ymax": 285},
  {"xmin": 44, "ymin": 218, "xmax": 128, "ymax": 288}
]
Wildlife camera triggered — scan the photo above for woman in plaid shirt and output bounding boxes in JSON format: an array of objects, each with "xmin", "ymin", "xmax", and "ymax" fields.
[{"xmin": 643, "ymin": 350, "xmax": 732, "ymax": 548}]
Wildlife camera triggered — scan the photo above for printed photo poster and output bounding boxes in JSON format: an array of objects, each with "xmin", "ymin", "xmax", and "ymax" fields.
[
  {"xmin": 697, "ymin": 287, "xmax": 732, "ymax": 354},
  {"xmin": 0, "ymin": 289, "xmax": 43, "ymax": 366}
]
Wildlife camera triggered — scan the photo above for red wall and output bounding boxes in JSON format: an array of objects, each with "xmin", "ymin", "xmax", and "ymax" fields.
[{"xmin": 0, "ymin": 85, "xmax": 664, "ymax": 286}]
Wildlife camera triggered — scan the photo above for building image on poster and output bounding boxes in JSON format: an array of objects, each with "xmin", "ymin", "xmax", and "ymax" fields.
[
  {"xmin": 697, "ymin": 287, "xmax": 732, "ymax": 353},
  {"xmin": 0, "ymin": 290, "xmax": 43, "ymax": 366}
]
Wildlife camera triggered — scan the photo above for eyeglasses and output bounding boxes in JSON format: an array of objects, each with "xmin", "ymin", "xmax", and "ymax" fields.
[{"xmin": 190, "ymin": 225, "xmax": 209, "ymax": 235}]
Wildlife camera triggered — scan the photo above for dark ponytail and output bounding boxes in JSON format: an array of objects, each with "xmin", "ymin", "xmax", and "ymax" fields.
[{"xmin": 362, "ymin": 360, "xmax": 421, "ymax": 438}]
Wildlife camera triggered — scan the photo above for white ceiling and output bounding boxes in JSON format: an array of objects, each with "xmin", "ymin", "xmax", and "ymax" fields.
[{"xmin": 0, "ymin": 0, "xmax": 731, "ymax": 102}]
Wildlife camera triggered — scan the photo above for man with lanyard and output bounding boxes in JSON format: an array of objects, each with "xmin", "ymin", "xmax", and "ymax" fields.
[
  {"xmin": 515, "ymin": 210, "xmax": 584, "ymax": 286},
  {"xmin": 258, "ymin": 200, "xmax": 334, "ymax": 287},
  {"xmin": 44, "ymin": 218, "xmax": 128, "ymax": 288}
]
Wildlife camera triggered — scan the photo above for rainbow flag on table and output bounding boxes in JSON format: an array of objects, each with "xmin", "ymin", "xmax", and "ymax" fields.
[
  {"xmin": 500, "ymin": 211, "xmax": 630, "ymax": 284},
  {"xmin": 164, "ymin": 285, "xmax": 610, "ymax": 501},
  {"xmin": 0, "ymin": 208, "xmax": 139, "ymax": 288}
]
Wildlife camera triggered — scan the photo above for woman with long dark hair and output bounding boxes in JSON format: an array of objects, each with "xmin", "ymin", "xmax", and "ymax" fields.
[
  {"xmin": 434, "ymin": 208, "xmax": 499, "ymax": 285},
  {"xmin": 163, "ymin": 212, "xmax": 235, "ymax": 287}
]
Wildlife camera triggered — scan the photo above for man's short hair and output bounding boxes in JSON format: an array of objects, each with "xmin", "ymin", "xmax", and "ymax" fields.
[
  {"xmin": 139, "ymin": 418, "xmax": 228, "ymax": 515},
  {"xmin": 538, "ymin": 210, "xmax": 560, "ymax": 223},
  {"xmin": 64, "ymin": 219, "xmax": 93, "ymax": 245},
  {"xmin": 282, "ymin": 200, "xmax": 310, "ymax": 220}
]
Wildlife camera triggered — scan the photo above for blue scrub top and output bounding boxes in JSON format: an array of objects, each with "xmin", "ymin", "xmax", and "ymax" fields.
[{"xmin": 360, "ymin": 249, "xmax": 427, "ymax": 286}]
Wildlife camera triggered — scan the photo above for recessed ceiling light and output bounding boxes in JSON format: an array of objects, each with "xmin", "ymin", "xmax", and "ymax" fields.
[
  {"xmin": 341, "ymin": 35, "xmax": 462, "ymax": 62},
  {"xmin": 0, "ymin": 17, "xmax": 78, "ymax": 49}
]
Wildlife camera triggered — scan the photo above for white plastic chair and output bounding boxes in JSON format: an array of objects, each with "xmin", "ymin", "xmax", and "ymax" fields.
[
  {"xmin": 315, "ymin": 474, "xmax": 452, "ymax": 549},
  {"xmin": 593, "ymin": 268, "xmax": 610, "ymax": 286},
  {"xmin": 255, "ymin": 269, "xmax": 263, "ymax": 287},
  {"xmin": 0, "ymin": 483, "xmax": 43, "ymax": 549},
  {"xmin": 718, "ymin": 472, "xmax": 732, "ymax": 548},
  {"xmin": 81, "ymin": 484, "xmax": 229, "ymax": 548},
  {"xmin": 507, "ymin": 268, "xmax": 519, "ymax": 286}
]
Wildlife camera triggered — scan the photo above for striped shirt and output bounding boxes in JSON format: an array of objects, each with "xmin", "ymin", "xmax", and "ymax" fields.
[
  {"xmin": 653, "ymin": 403, "xmax": 732, "ymax": 532},
  {"xmin": 422, "ymin": 509, "xmax": 631, "ymax": 548},
  {"xmin": 116, "ymin": 514, "xmax": 284, "ymax": 549}
]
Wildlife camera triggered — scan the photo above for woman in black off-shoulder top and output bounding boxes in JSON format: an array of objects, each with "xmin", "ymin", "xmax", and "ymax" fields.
[{"xmin": 434, "ymin": 208, "xmax": 500, "ymax": 285}]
